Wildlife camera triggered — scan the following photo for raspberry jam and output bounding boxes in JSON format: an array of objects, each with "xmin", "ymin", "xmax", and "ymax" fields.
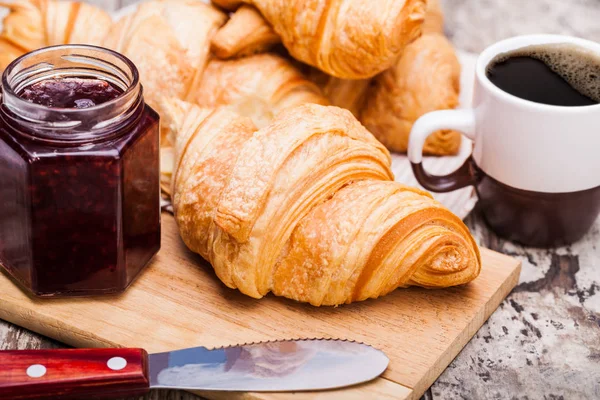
[
  {"xmin": 20, "ymin": 78, "xmax": 122, "ymax": 109},
  {"xmin": 0, "ymin": 45, "xmax": 161, "ymax": 297}
]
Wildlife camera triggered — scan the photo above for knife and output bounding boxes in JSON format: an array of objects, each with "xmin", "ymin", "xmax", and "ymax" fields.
[{"xmin": 0, "ymin": 338, "xmax": 389, "ymax": 399}]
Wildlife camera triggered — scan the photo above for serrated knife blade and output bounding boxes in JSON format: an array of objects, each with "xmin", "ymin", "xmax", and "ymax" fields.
[
  {"xmin": 148, "ymin": 339, "xmax": 389, "ymax": 392},
  {"xmin": 0, "ymin": 339, "xmax": 389, "ymax": 399}
]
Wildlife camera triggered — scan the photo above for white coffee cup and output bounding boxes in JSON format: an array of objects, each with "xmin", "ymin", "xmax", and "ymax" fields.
[{"xmin": 408, "ymin": 34, "xmax": 600, "ymax": 247}]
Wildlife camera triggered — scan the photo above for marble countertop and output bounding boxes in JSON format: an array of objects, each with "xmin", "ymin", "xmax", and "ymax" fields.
[{"xmin": 1, "ymin": 1, "xmax": 599, "ymax": 399}]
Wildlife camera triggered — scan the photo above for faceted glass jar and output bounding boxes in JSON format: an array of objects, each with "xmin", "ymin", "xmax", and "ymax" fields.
[{"xmin": 0, "ymin": 45, "xmax": 161, "ymax": 297}]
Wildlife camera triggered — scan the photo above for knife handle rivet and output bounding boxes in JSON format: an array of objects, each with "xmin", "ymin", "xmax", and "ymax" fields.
[
  {"xmin": 26, "ymin": 364, "xmax": 47, "ymax": 378},
  {"xmin": 107, "ymin": 357, "xmax": 127, "ymax": 371}
]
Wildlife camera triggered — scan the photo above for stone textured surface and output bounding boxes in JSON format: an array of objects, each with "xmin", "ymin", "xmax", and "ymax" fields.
[
  {"xmin": 429, "ymin": 2, "xmax": 600, "ymax": 399},
  {"xmin": 426, "ymin": 207, "xmax": 600, "ymax": 400},
  {"xmin": 441, "ymin": 0, "xmax": 600, "ymax": 53},
  {"xmin": 1, "ymin": 0, "xmax": 600, "ymax": 399}
]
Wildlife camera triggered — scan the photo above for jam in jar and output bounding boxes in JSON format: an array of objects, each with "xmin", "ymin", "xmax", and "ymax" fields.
[{"xmin": 0, "ymin": 45, "xmax": 161, "ymax": 297}]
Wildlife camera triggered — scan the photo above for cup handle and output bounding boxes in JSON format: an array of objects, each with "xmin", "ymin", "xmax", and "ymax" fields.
[{"xmin": 408, "ymin": 109, "xmax": 478, "ymax": 193}]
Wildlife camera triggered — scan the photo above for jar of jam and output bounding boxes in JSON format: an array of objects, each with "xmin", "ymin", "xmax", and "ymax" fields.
[{"xmin": 0, "ymin": 45, "xmax": 161, "ymax": 297}]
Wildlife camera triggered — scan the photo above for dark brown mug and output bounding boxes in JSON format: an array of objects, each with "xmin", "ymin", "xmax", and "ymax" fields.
[{"xmin": 408, "ymin": 35, "xmax": 600, "ymax": 247}]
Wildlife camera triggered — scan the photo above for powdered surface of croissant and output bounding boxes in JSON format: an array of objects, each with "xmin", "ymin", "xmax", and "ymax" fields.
[{"xmin": 169, "ymin": 101, "xmax": 481, "ymax": 305}]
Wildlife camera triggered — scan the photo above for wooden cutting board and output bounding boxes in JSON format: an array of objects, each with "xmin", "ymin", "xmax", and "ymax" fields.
[{"xmin": 0, "ymin": 214, "xmax": 520, "ymax": 400}]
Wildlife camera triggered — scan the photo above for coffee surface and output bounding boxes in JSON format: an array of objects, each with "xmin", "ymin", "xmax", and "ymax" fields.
[{"xmin": 486, "ymin": 43, "xmax": 600, "ymax": 106}]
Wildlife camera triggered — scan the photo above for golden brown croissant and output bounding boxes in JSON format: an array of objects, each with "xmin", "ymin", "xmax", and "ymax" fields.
[
  {"xmin": 273, "ymin": 179, "xmax": 480, "ymax": 304},
  {"xmin": 0, "ymin": 0, "xmax": 112, "ymax": 70},
  {"xmin": 158, "ymin": 98, "xmax": 201, "ymax": 196},
  {"xmin": 99, "ymin": 0, "xmax": 227, "ymax": 195},
  {"xmin": 157, "ymin": 54, "xmax": 327, "ymax": 195},
  {"xmin": 167, "ymin": 100, "xmax": 481, "ymax": 305},
  {"xmin": 212, "ymin": 0, "xmax": 427, "ymax": 79},
  {"xmin": 360, "ymin": 33, "xmax": 462, "ymax": 155},
  {"xmin": 212, "ymin": 0, "xmax": 245, "ymax": 9},
  {"xmin": 211, "ymin": 5, "xmax": 280, "ymax": 59},
  {"xmin": 307, "ymin": 69, "xmax": 371, "ymax": 118},
  {"xmin": 0, "ymin": 39, "xmax": 26, "ymax": 73},
  {"xmin": 103, "ymin": 0, "xmax": 227, "ymax": 138},
  {"xmin": 421, "ymin": 0, "xmax": 444, "ymax": 34},
  {"xmin": 193, "ymin": 53, "xmax": 328, "ymax": 128}
]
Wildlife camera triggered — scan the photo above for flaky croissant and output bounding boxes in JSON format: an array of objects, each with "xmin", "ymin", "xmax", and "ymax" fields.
[
  {"xmin": 361, "ymin": 33, "xmax": 462, "ymax": 155},
  {"xmin": 211, "ymin": 4, "xmax": 280, "ymax": 59},
  {"xmin": 160, "ymin": 53, "xmax": 328, "ymax": 194},
  {"xmin": 269, "ymin": 0, "xmax": 445, "ymax": 128},
  {"xmin": 212, "ymin": 0, "xmax": 427, "ymax": 79},
  {"xmin": 157, "ymin": 53, "xmax": 328, "ymax": 196},
  {"xmin": 193, "ymin": 53, "xmax": 328, "ymax": 129},
  {"xmin": 306, "ymin": 69, "xmax": 371, "ymax": 119},
  {"xmin": 167, "ymin": 100, "xmax": 481, "ymax": 306},
  {"xmin": 102, "ymin": 0, "xmax": 227, "ymax": 196},
  {"xmin": 0, "ymin": 0, "xmax": 112, "ymax": 70},
  {"xmin": 103, "ymin": 0, "xmax": 226, "ymax": 140},
  {"xmin": 359, "ymin": 0, "xmax": 461, "ymax": 155},
  {"xmin": 421, "ymin": 0, "xmax": 444, "ymax": 34}
]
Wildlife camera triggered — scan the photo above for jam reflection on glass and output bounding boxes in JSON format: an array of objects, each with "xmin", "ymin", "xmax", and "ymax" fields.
[{"xmin": 0, "ymin": 45, "xmax": 161, "ymax": 297}]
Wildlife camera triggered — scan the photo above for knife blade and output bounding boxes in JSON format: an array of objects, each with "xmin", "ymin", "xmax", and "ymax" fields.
[{"xmin": 0, "ymin": 339, "xmax": 389, "ymax": 399}]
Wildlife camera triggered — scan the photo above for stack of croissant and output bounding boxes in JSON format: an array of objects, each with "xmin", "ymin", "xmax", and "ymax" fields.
[{"xmin": 0, "ymin": 0, "xmax": 481, "ymax": 305}]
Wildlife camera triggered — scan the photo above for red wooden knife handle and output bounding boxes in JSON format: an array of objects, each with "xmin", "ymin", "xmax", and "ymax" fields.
[{"xmin": 0, "ymin": 348, "xmax": 150, "ymax": 400}]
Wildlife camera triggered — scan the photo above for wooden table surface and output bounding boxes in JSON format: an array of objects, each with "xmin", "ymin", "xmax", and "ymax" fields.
[{"xmin": 1, "ymin": 1, "xmax": 600, "ymax": 399}]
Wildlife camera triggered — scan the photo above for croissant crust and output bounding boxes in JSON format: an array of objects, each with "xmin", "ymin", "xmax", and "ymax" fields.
[
  {"xmin": 361, "ymin": 33, "xmax": 462, "ymax": 155},
  {"xmin": 0, "ymin": 0, "xmax": 112, "ymax": 70},
  {"xmin": 169, "ymin": 101, "xmax": 481, "ymax": 305},
  {"xmin": 211, "ymin": 5, "xmax": 280, "ymax": 59},
  {"xmin": 212, "ymin": 0, "xmax": 428, "ymax": 79},
  {"xmin": 193, "ymin": 53, "xmax": 328, "ymax": 128},
  {"xmin": 421, "ymin": 0, "xmax": 444, "ymax": 34}
]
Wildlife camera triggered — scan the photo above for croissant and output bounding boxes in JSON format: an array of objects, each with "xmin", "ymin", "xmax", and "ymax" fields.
[
  {"xmin": 168, "ymin": 100, "xmax": 481, "ymax": 305},
  {"xmin": 160, "ymin": 53, "xmax": 328, "ymax": 194},
  {"xmin": 421, "ymin": 0, "xmax": 444, "ymax": 34},
  {"xmin": 193, "ymin": 53, "xmax": 328, "ymax": 129},
  {"xmin": 158, "ymin": 98, "xmax": 201, "ymax": 196},
  {"xmin": 0, "ymin": 39, "xmax": 25, "ymax": 73},
  {"xmin": 212, "ymin": 0, "xmax": 427, "ymax": 79},
  {"xmin": 103, "ymin": 0, "xmax": 227, "ymax": 141},
  {"xmin": 306, "ymin": 69, "xmax": 371, "ymax": 118},
  {"xmin": 360, "ymin": 33, "xmax": 462, "ymax": 155},
  {"xmin": 153, "ymin": 53, "xmax": 327, "ymax": 195},
  {"xmin": 102, "ymin": 0, "xmax": 227, "ymax": 196},
  {"xmin": 211, "ymin": 5, "xmax": 280, "ymax": 59},
  {"xmin": 0, "ymin": 0, "xmax": 112, "ymax": 70},
  {"xmin": 358, "ymin": 0, "xmax": 460, "ymax": 155}
]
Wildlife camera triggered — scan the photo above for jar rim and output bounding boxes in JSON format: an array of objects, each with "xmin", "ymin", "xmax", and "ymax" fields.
[
  {"xmin": 1, "ymin": 44, "xmax": 143, "ymax": 143},
  {"xmin": 3, "ymin": 44, "xmax": 140, "ymax": 113}
]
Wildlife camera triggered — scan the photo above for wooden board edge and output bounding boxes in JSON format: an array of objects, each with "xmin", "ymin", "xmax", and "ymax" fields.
[
  {"xmin": 0, "ymin": 248, "xmax": 521, "ymax": 400},
  {"xmin": 0, "ymin": 297, "xmax": 122, "ymax": 350},
  {"xmin": 0, "ymin": 295, "xmax": 414, "ymax": 400},
  {"xmin": 408, "ymin": 253, "xmax": 522, "ymax": 398},
  {"xmin": 197, "ymin": 250, "xmax": 523, "ymax": 400}
]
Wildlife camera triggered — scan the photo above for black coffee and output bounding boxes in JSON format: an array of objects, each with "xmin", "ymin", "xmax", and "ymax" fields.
[{"xmin": 486, "ymin": 43, "xmax": 600, "ymax": 106}]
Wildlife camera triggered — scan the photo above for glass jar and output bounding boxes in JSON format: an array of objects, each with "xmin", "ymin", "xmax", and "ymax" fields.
[{"xmin": 0, "ymin": 45, "xmax": 161, "ymax": 297}]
